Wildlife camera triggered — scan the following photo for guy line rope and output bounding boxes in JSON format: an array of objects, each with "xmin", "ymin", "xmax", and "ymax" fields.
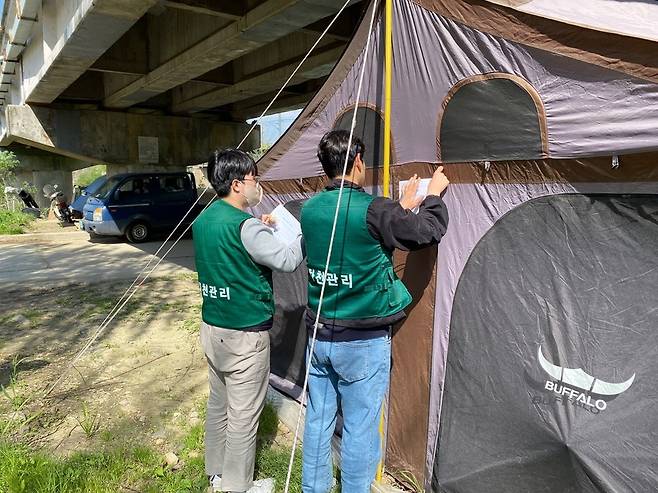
[
  {"xmin": 45, "ymin": 0, "xmax": 355, "ymax": 399},
  {"xmin": 42, "ymin": 1, "xmax": 385, "ymax": 491},
  {"xmin": 283, "ymin": 2, "xmax": 381, "ymax": 491}
]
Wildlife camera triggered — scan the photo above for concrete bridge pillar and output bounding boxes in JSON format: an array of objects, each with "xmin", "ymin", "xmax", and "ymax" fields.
[
  {"xmin": 13, "ymin": 153, "xmax": 83, "ymax": 208},
  {"xmin": 32, "ymin": 169, "xmax": 74, "ymax": 209}
]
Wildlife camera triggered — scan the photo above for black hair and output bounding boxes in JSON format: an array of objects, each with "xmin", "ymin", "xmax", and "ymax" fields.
[
  {"xmin": 206, "ymin": 149, "xmax": 257, "ymax": 197},
  {"xmin": 316, "ymin": 130, "xmax": 365, "ymax": 179}
]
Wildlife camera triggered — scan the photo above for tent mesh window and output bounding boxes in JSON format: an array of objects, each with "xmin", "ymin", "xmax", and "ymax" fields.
[
  {"xmin": 333, "ymin": 105, "xmax": 389, "ymax": 169},
  {"xmin": 439, "ymin": 77, "xmax": 544, "ymax": 162}
]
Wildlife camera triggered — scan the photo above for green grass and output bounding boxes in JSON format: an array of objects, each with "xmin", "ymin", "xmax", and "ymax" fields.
[
  {"xmin": 172, "ymin": 272, "xmax": 199, "ymax": 282},
  {"xmin": 0, "ymin": 443, "xmax": 157, "ymax": 493},
  {"xmin": 74, "ymin": 165, "xmax": 106, "ymax": 189},
  {"xmin": 75, "ymin": 402, "xmax": 101, "ymax": 439},
  {"xmin": 0, "ymin": 211, "xmax": 35, "ymax": 235},
  {"xmin": 254, "ymin": 404, "xmax": 304, "ymax": 493},
  {"xmin": 0, "ymin": 402, "xmax": 304, "ymax": 493},
  {"xmin": 255, "ymin": 445, "xmax": 303, "ymax": 493},
  {"xmin": 179, "ymin": 303, "xmax": 202, "ymax": 333},
  {"xmin": 395, "ymin": 469, "xmax": 423, "ymax": 492},
  {"xmin": 258, "ymin": 403, "xmax": 278, "ymax": 439}
]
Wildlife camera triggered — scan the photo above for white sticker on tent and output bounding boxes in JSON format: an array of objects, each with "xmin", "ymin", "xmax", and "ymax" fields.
[{"xmin": 398, "ymin": 178, "xmax": 432, "ymax": 214}]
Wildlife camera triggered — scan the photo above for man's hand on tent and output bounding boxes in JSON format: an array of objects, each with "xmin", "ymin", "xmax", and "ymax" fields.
[
  {"xmin": 399, "ymin": 174, "xmax": 425, "ymax": 210},
  {"xmin": 427, "ymin": 166, "xmax": 449, "ymax": 197}
]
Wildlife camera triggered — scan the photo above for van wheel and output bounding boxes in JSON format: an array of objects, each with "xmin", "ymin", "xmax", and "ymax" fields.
[{"xmin": 126, "ymin": 221, "xmax": 149, "ymax": 243}]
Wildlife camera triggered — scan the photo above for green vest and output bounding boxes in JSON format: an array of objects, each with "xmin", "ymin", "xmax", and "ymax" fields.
[
  {"xmin": 192, "ymin": 200, "xmax": 273, "ymax": 328},
  {"xmin": 300, "ymin": 187, "xmax": 412, "ymax": 320}
]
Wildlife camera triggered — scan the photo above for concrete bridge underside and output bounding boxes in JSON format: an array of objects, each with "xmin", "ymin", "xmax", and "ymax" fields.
[{"xmin": 0, "ymin": 0, "xmax": 365, "ymax": 202}]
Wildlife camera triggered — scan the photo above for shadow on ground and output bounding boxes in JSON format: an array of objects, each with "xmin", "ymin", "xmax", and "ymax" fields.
[{"xmin": 0, "ymin": 275, "xmax": 207, "ymax": 454}]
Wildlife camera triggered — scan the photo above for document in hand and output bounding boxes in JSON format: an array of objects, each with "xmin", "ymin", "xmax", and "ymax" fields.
[
  {"xmin": 269, "ymin": 204, "xmax": 302, "ymax": 246},
  {"xmin": 398, "ymin": 178, "xmax": 431, "ymax": 214}
]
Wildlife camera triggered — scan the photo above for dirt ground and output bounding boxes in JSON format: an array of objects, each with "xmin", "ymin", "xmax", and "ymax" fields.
[
  {"xmin": 0, "ymin": 239, "xmax": 408, "ymax": 491},
  {"xmin": 25, "ymin": 217, "xmax": 78, "ymax": 233},
  {"xmin": 0, "ymin": 274, "xmax": 210, "ymax": 455}
]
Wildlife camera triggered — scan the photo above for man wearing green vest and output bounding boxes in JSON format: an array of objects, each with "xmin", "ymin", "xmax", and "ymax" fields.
[
  {"xmin": 193, "ymin": 149, "xmax": 303, "ymax": 493},
  {"xmin": 300, "ymin": 130, "xmax": 449, "ymax": 493}
]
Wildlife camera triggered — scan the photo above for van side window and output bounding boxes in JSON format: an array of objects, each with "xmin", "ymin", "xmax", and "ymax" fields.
[
  {"xmin": 159, "ymin": 175, "xmax": 191, "ymax": 194},
  {"xmin": 117, "ymin": 177, "xmax": 154, "ymax": 200}
]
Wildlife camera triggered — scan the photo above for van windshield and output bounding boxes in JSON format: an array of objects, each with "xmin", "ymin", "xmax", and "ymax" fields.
[
  {"xmin": 83, "ymin": 176, "xmax": 108, "ymax": 196},
  {"xmin": 93, "ymin": 176, "xmax": 123, "ymax": 199}
]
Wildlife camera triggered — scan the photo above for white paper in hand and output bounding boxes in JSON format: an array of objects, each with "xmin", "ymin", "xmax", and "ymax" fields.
[
  {"xmin": 398, "ymin": 178, "xmax": 431, "ymax": 214},
  {"xmin": 269, "ymin": 204, "xmax": 301, "ymax": 246}
]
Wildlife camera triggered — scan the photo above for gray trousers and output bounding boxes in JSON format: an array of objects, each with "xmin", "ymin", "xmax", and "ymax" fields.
[{"xmin": 200, "ymin": 321, "xmax": 270, "ymax": 492}]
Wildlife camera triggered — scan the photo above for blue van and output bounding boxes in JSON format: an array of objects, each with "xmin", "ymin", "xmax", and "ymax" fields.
[
  {"xmin": 80, "ymin": 172, "xmax": 201, "ymax": 243},
  {"xmin": 70, "ymin": 175, "xmax": 108, "ymax": 219}
]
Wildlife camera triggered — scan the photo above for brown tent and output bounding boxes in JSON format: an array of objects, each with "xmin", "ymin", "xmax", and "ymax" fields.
[{"xmin": 254, "ymin": 1, "xmax": 658, "ymax": 490}]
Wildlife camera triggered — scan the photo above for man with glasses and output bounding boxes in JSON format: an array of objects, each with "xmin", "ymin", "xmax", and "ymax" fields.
[{"xmin": 193, "ymin": 149, "xmax": 304, "ymax": 493}]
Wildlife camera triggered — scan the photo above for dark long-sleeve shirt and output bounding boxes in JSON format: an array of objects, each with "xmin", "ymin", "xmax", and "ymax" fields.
[{"xmin": 306, "ymin": 179, "xmax": 449, "ymax": 339}]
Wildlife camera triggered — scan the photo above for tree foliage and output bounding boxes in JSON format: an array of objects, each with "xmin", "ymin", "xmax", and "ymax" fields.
[{"xmin": 0, "ymin": 150, "xmax": 21, "ymax": 210}]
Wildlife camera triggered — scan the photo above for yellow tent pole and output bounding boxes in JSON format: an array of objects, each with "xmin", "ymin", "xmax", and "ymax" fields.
[
  {"xmin": 377, "ymin": 1, "xmax": 394, "ymax": 483},
  {"xmin": 382, "ymin": 0, "xmax": 393, "ymax": 199},
  {"xmin": 375, "ymin": 405, "xmax": 387, "ymax": 482}
]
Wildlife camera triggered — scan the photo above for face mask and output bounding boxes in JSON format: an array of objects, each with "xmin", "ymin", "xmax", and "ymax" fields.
[{"xmin": 241, "ymin": 181, "xmax": 263, "ymax": 207}]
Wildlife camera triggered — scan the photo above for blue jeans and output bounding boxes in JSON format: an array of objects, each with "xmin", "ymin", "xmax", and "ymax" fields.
[{"xmin": 302, "ymin": 335, "xmax": 391, "ymax": 493}]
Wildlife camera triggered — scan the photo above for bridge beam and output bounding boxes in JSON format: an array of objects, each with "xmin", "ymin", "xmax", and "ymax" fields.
[
  {"xmin": 3, "ymin": 105, "xmax": 258, "ymax": 166},
  {"xmin": 22, "ymin": 0, "xmax": 160, "ymax": 105},
  {"xmin": 173, "ymin": 45, "xmax": 343, "ymax": 113},
  {"xmin": 103, "ymin": 0, "xmax": 358, "ymax": 109}
]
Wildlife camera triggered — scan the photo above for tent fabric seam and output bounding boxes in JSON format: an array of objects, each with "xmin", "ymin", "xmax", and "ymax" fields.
[{"xmin": 410, "ymin": 0, "xmax": 658, "ymax": 84}]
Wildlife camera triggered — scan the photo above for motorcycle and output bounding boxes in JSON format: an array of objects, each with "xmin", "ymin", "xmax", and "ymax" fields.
[
  {"xmin": 4, "ymin": 186, "xmax": 41, "ymax": 217},
  {"xmin": 42, "ymin": 184, "xmax": 73, "ymax": 225}
]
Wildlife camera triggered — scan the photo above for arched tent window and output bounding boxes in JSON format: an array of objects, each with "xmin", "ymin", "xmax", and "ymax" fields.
[
  {"xmin": 437, "ymin": 73, "xmax": 548, "ymax": 162},
  {"xmin": 333, "ymin": 104, "xmax": 394, "ymax": 169}
]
